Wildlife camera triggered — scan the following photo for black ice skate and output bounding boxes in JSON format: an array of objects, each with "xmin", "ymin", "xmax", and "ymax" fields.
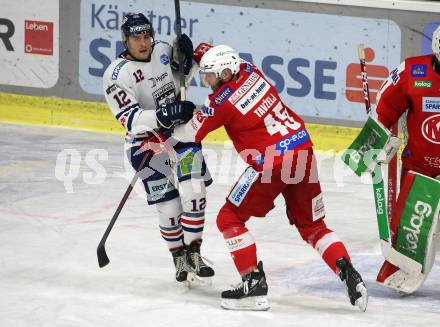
[
  {"xmin": 336, "ymin": 257, "xmax": 368, "ymax": 312},
  {"xmin": 171, "ymin": 246, "xmax": 189, "ymax": 282},
  {"xmin": 221, "ymin": 261, "xmax": 270, "ymax": 311},
  {"xmin": 186, "ymin": 240, "xmax": 215, "ymax": 278}
]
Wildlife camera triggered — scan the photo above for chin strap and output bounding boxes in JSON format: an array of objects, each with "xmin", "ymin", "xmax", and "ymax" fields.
[{"xmin": 433, "ymin": 56, "xmax": 440, "ymax": 74}]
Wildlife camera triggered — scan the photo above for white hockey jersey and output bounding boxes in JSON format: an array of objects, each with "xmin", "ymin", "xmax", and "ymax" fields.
[{"xmin": 102, "ymin": 41, "xmax": 180, "ymax": 143}]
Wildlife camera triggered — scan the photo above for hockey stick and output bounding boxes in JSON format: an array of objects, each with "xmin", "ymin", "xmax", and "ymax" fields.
[
  {"xmin": 357, "ymin": 44, "xmax": 421, "ymax": 274},
  {"xmin": 387, "ymin": 124, "xmax": 398, "ymax": 224},
  {"xmin": 185, "ymin": 62, "xmax": 199, "ymax": 89},
  {"xmin": 97, "ymin": 149, "xmax": 151, "ymax": 268},
  {"xmin": 358, "ymin": 44, "xmax": 389, "ymax": 242},
  {"xmin": 174, "ymin": 0, "xmax": 186, "ymax": 101}
]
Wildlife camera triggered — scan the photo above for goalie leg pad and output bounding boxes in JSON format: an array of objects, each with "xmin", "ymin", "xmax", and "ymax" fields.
[
  {"xmin": 393, "ymin": 171, "xmax": 440, "ymax": 270},
  {"xmin": 377, "ymin": 171, "xmax": 440, "ymax": 293}
]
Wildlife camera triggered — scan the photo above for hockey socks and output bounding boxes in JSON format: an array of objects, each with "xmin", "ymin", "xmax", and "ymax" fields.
[
  {"xmin": 223, "ymin": 227, "xmax": 257, "ymax": 276},
  {"xmin": 307, "ymin": 227, "xmax": 350, "ymax": 273}
]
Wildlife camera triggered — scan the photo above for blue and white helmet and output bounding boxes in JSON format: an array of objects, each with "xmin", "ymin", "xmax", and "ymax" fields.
[
  {"xmin": 121, "ymin": 13, "xmax": 154, "ymax": 43},
  {"xmin": 432, "ymin": 25, "xmax": 440, "ymax": 61}
]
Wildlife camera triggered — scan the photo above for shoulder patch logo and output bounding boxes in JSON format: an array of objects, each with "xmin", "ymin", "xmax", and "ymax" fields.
[
  {"xmin": 160, "ymin": 54, "xmax": 169, "ymax": 65},
  {"xmin": 201, "ymin": 105, "xmax": 215, "ymax": 116},
  {"xmin": 213, "ymin": 86, "xmax": 233, "ymax": 106},
  {"xmin": 410, "ymin": 64, "xmax": 427, "ymax": 77},
  {"xmin": 390, "ymin": 68, "xmax": 400, "ymax": 85},
  {"xmin": 105, "ymin": 83, "xmax": 118, "ymax": 95},
  {"xmin": 112, "ymin": 60, "xmax": 129, "ymax": 80},
  {"xmin": 243, "ymin": 63, "xmax": 253, "ymax": 73}
]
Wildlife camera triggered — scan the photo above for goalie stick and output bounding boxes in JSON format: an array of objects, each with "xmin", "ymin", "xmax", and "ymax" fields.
[{"xmin": 357, "ymin": 44, "xmax": 421, "ymax": 274}]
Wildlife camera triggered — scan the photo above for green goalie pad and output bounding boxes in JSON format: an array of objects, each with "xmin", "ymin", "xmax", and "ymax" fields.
[
  {"xmin": 342, "ymin": 116, "xmax": 400, "ymax": 176},
  {"xmin": 394, "ymin": 171, "xmax": 440, "ymax": 273}
]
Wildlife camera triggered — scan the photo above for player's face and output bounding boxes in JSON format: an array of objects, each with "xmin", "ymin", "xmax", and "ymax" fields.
[
  {"xmin": 201, "ymin": 72, "xmax": 223, "ymax": 92},
  {"xmin": 126, "ymin": 33, "xmax": 152, "ymax": 61}
]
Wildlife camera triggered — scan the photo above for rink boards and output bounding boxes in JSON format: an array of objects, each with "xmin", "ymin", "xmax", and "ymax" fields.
[{"xmin": 0, "ymin": 92, "xmax": 359, "ymax": 152}]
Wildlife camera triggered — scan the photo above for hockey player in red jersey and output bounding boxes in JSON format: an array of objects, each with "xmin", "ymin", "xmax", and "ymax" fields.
[
  {"xmin": 374, "ymin": 26, "xmax": 440, "ymax": 292},
  {"xmin": 169, "ymin": 43, "xmax": 368, "ymax": 311}
]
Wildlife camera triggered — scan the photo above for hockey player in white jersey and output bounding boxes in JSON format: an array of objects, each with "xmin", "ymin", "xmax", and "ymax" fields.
[{"xmin": 102, "ymin": 13, "xmax": 214, "ymax": 283}]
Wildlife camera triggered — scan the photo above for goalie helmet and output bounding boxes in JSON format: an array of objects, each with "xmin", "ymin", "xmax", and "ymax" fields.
[
  {"xmin": 199, "ymin": 45, "xmax": 240, "ymax": 78},
  {"xmin": 432, "ymin": 25, "xmax": 440, "ymax": 61},
  {"xmin": 121, "ymin": 13, "xmax": 154, "ymax": 43}
]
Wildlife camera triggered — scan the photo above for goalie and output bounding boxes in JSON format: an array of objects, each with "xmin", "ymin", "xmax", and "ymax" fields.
[{"xmin": 345, "ymin": 26, "xmax": 440, "ymax": 294}]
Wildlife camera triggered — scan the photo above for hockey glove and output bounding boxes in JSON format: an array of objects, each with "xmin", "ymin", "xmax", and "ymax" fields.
[
  {"xmin": 342, "ymin": 116, "xmax": 401, "ymax": 176},
  {"xmin": 194, "ymin": 42, "xmax": 213, "ymax": 64},
  {"xmin": 156, "ymin": 100, "xmax": 196, "ymax": 129},
  {"xmin": 171, "ymin": 34, "xmax": 193, "ymax": 75}
]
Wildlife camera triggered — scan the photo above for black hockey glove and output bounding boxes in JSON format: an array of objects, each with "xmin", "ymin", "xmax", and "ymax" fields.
[
  {"xmin": 171, "ymin": 34, "xmax": 193, "ymax": 75},
  {"xmin": 156, "ymin": 100, "xmax": 196, "ymax": 129},
  {"xmin": 178, "ymin": 34, "xmax": 194, "ymax": 60}
]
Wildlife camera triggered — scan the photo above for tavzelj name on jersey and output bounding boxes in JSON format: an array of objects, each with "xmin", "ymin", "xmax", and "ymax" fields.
[{"xmin": 423, "ymin": 97, "xmax": 440, "ymax": 112}]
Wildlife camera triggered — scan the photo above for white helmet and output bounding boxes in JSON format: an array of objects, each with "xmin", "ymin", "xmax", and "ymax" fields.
[
  {"xmin": 199, "ymin": 45, "xmax": 240, "ymax": 78},
  {"xmin": 432, "ymin": 25, "xmax": 440, "ymax": 61}
]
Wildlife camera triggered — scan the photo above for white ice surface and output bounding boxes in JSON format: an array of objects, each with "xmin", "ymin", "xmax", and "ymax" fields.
[{"xmin": 1, "ymin": 123, "xmax": 439, "ymax": 327}]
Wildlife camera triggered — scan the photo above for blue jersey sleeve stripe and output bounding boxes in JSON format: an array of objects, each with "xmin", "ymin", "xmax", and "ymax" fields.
[
  {"xmin": 115, "ymin": 103, "xmax": 140, "ymax": 120},
  {"xmin": 126, "ymin": 108, "xmax": 140, "ymax": 132}
]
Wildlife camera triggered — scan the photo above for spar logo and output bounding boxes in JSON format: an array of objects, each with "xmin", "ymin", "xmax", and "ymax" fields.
[
  {"xmin": 422, "ymin": 97, "xmax": 440, "ymax": 112},
  {"xmin": 400, "ymin": 200, "xmax": 432, "ymax": 254},
  {"xmin": 24, "ymin": 20, "xmax": 53, "ymax": 55},
  {"xmin": 422, "ymin": 114, "xmax": 440, "ymax": 144}
]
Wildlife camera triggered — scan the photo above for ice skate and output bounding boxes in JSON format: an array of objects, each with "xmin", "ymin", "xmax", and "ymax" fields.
[
  {"xmin": 336, "ymin": 257, "xmax": 368, "ymax": 312},
  {"xmin": 185, "ymin": 239, "xmax": 214, "ymax": 286},
  {"xmin": 221, "ymin": 261, "xmax": 270, "ymax": 311},
  {"xmin": 171, "ymin": 246, "xmax": 190, "ymax": 282},
  {"xmin": 376, "ymin": 260, "xmax": 427, "ymax": 294}
]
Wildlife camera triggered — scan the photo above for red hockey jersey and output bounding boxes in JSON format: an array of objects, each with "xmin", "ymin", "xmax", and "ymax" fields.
[
  {"xmin": 174, "ymin": 62, "xmax": 313, "ymax": 170},
  {"xmin": 376, "ymin": 54, "xmax": 440, "ymax": 172}
]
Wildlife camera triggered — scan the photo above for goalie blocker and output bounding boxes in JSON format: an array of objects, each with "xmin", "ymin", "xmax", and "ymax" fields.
[{"xmin": 342, "ymin": 116, "xmax": 400, "ymax": 175}]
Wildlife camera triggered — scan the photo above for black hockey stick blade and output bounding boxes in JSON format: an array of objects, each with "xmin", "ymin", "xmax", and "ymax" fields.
[{"xmin": 97, "ymin": 243, "xmax": 110, "ymax": 268}]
